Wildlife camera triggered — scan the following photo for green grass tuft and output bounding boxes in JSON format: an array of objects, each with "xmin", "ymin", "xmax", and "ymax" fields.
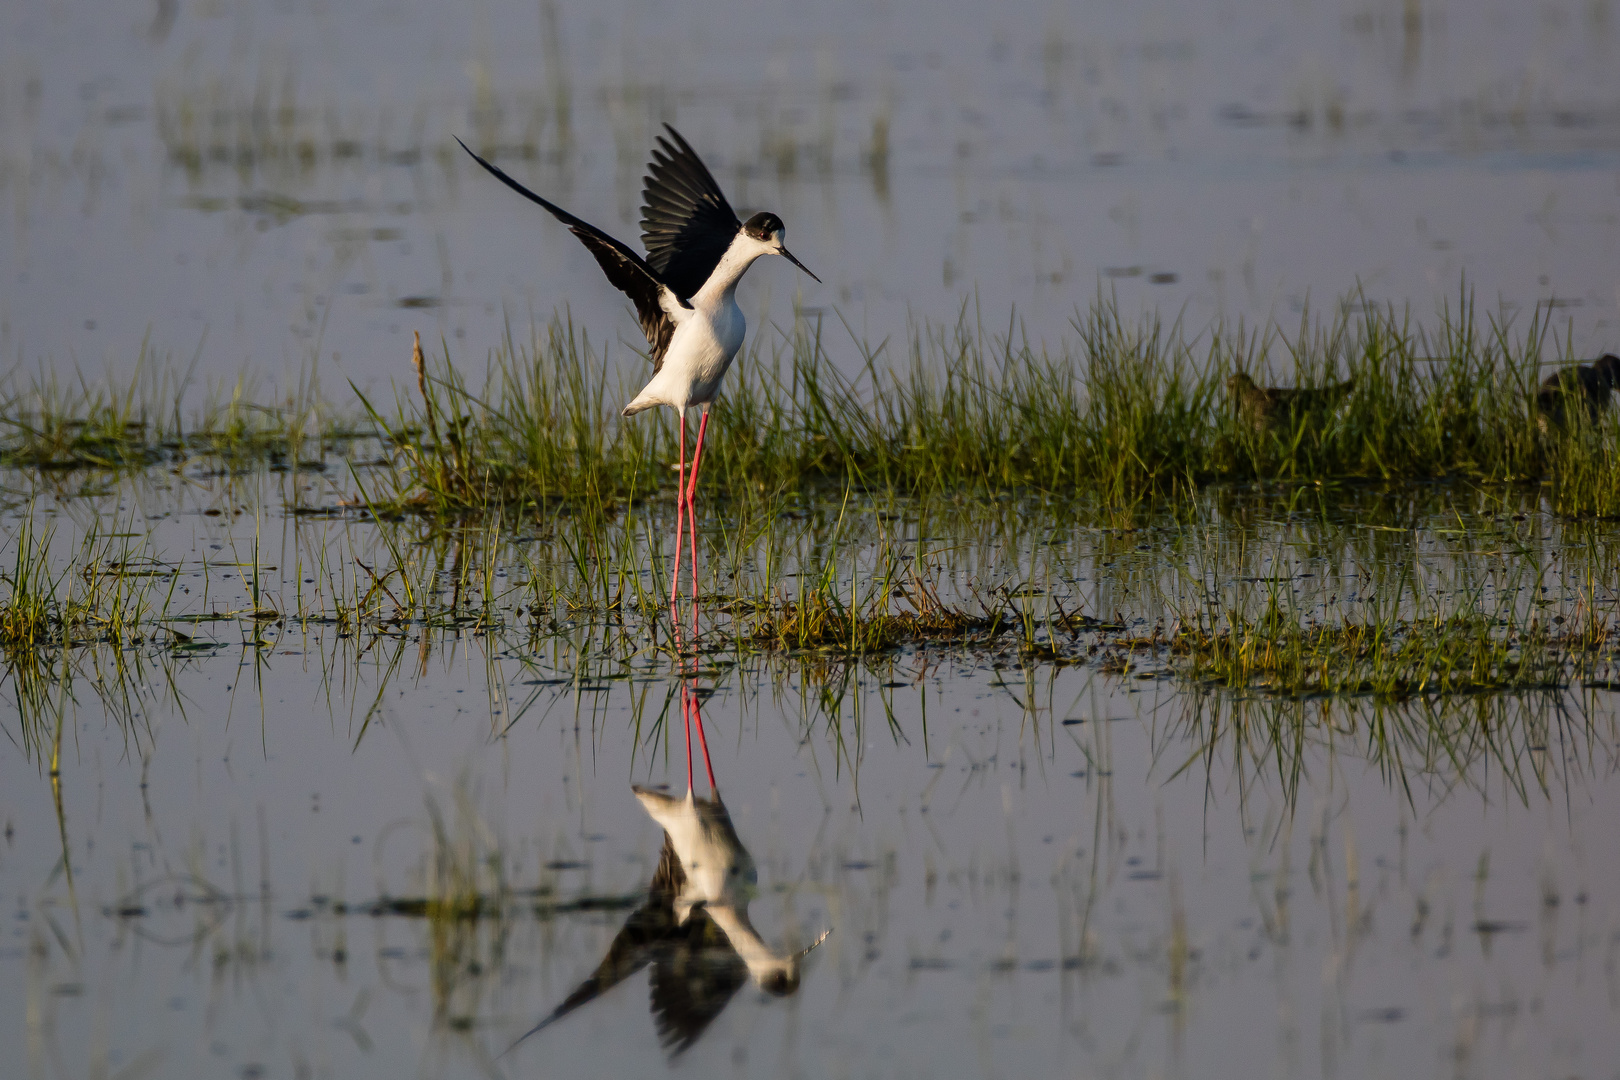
[{"xmin": 367, "ymin": 290, "xmax": 1613, "ymax": 516}]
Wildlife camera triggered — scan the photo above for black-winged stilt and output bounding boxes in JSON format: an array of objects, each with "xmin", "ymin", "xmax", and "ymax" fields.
[{"xmin": 456, "ymin": 126, "xmax": 820, "ymax": 606}]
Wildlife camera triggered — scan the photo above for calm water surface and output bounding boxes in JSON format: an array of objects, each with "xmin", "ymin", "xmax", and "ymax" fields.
[
  {"xmin": 1, "ymin": 473, "xmax": 1618, "ymax": 1078},
  {"xmin": 4, "ymin": 0, "xmax": 1620, "ymax": 1076},
  {"xmin": 5, "ymin": 0, "xmax": 1620, "ymax": 390}
]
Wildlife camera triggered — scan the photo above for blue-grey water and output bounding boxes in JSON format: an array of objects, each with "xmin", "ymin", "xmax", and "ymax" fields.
[
  {"xmin": 4, "ymin": 1, "xmax": 1620, "ymax": 1077},
  {"xmin": 2, "ymin": 472, "xmax": 1618, "ymax": 1078},
  {"xmin": 5, "ymin": 0, "xmax": 1620, "ymax": 392}
]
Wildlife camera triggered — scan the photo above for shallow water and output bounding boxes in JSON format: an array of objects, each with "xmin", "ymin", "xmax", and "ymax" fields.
[
  {"xmin": 2, "ymin": 471, "xmax": 1618, "ymax": 1078},
  {"xmin": 5, "ymin": 0, "xmax": 1620, "ymax": 394},
  {"xmin": 6, "ymin": 1, "xmax": 1620, "ymax": 1074}
]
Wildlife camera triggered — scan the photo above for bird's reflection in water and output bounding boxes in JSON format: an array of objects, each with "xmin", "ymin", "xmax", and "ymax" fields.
[{"xmin": 508, "ymin": 632, "xmax": 828, "ymax": 1059}]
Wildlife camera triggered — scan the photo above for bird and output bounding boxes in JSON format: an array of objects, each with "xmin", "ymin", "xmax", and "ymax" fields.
[
  {"xmin": 503, "ymin": 784, "xmax": 829, "ymax": 1059},
  {"xmin": 1226, "ymin": 371, "xmax": 1355, "ymax": 431},
  {"xmin": 455, "ymin": 126, "xmax": 820, "ymax": 607},
  {"xmin": 1534, "ymin": 353, "xmax": 1620, "ymax": 430}
]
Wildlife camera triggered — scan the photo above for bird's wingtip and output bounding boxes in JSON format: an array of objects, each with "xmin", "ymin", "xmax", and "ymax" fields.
[
  {"xmin": 500, "ymin": 1014, "xmax": 560, "ymax": 1060},
  {"xmin": 659, "ymin": 122, "xmax": 693, "ymax": 152},
  {"xmin": 454, "ymin": 134, "xmax": 496, "ymax": 171}
]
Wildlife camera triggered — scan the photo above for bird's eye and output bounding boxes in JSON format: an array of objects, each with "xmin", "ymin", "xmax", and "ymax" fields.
[{"xmin": 761, "ymin": 971, "xmax": 797, "ymax": 996}]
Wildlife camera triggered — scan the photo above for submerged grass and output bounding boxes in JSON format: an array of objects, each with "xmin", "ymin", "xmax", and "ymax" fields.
[
  {"xmin": 359, "ymin": 289, "xmax": 1620, "ymax": 517},
  {"xmin": 0, "ymin": 349, "xmax": 372, "ymax": 470},
  {"xmin": 4, "ymin": 468, "xmax": 1616, "ymax": 811}
]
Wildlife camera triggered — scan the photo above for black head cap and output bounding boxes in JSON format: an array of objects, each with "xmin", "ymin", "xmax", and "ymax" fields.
[
  {"xmin": 742, "ymin": 212, "xmax": 784, "ymax": 240},
  {"xmin": 758, "ymin": 968, "xmax": 800, "ymax": 996}
]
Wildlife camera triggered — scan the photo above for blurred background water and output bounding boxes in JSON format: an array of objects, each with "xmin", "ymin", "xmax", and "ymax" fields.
[{"xmin": 5, "ymin": 0, "xmax": 1620, "ymax": 391}]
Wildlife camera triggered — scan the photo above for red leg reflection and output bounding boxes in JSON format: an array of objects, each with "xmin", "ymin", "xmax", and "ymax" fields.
[
  {"xmin": 669, "ymin": 594, "xmax": 717, "ymax": 796},
  {"xmin": 681, "ymin": 675, "xmax": 695, "ymax": 791},
  {"xmin": 688, "ymin": 677, "xmax": 717, "ymax": 794}
]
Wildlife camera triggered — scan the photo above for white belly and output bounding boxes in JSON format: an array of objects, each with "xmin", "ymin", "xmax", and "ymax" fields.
[{"xmin": 627, "ymin": 297, "xmax": 745, "ymax": 413}]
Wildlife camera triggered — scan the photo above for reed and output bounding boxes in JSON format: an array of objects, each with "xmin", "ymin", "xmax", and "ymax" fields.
[
  {"xmin": 4, "ymin": 290, "xmax": 1612, "ymax": 514},
  {"xmin": 368, "ymin": 290, "xmax": 1608, "ymax": 516},
  {"xmin": 0, "ymin": 349, "xmax": 368, "ymax": 470}
]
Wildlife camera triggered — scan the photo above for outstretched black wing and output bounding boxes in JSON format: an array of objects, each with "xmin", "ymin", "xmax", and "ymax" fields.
[
  {"xmin": 503, "ymin": 836, "xmax": 688, "ymax": 1057},
  {"xmin": 640, "ymin": 125, "xmax": 742, "ymax": 301},
  {"xmin": 649, "ymin": 911, "xmax": 748, "ymax": 1057},
  {"xmin": 456, "ymin": 137, "xmax": 679, "ymax": 362}
]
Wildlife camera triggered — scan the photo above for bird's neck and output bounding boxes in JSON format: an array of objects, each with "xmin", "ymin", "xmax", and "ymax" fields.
[
  {"xmin": 692, "ymin": 235, "xmax": 766, "ymax": 307},
  {"xmin": 704, "ymin": 904, "xmax": 793, "ymax": 985}
]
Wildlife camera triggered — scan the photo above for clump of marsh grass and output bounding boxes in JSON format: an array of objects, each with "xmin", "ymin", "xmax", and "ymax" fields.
[
  {"xmin": 1173, "ymin": 610, "xmax": 1571, "ymax": 698},
  {"xmin": 0, "ymin": 513, "xmax": 193, "ymax": 764},
  {"xmin": 362, "ymin": 323, "xmax": 649, "ymax": 511},
  {"xmin": 1166, "ymin": 533, "xmax": 1615, "ymax": 701},
  {"xmin": 744, "ymin": 558, "xmax": 1003, "ymax": 653},
  {"xmin": 0, "ymin": 517, "xmax": 56, "ymax": 654},
  {"xmin": 373, "ymin": 289, "xmax": 1609, "ymax": 517},
  {"xmin": 1217, "ymin": 291, "xmax": 1552, "ymax": 486},
  {"xmin": 0, "ymin": 514, "xmax": 163, "ymax": 655},
  {"xmin": 1547, "ymin": 419, "xmax": 1620, "ymax": 518},
  {"xmin": 0, "ymin": 350, "xmax": 366, "ymax": 470}
]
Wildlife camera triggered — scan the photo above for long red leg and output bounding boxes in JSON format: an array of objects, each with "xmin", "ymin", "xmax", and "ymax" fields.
[
  {"xmin": 688, "ymin": 674, "xmax": 717, "ymax": 793},
  {"xmin": 682, "ymin": 677, "xmax": 695, "ymax": 792},
  {"xmin": 685, "ymin": 409, "xmax": 710, "ymax": 606},
  {"xmin": 670, "ymin": 410, "xmax": 686, "ymax": 606}
]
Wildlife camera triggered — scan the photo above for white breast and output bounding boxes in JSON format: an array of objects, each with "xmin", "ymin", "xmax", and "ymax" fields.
[
  {"xmin": 622, "ymin": 231, "xmax": 773, "ymax": 416},
  {"xmin": 636, "ymin": 296, "xmax": 745, "ymax": 412}
]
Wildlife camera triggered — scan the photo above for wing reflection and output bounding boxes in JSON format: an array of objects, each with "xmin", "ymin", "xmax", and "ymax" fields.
[
  {"xmin": 508, "ymin": 825, "xmax": 750, "ymax": 1056},
  {"xmin": 508, "ymin": 673, "xmax": 826, "ymax": 1059}
]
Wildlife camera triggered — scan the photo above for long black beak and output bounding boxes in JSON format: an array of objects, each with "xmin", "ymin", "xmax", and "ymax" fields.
[
  {"xmin": 796, "ymin": 927, "xmax": 832, "ymax": 959},
  {"xmin": 781, "ymin": 247, "xmax": 821, "ymax": 284}
]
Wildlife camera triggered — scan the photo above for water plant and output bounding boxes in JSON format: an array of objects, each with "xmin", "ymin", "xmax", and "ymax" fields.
[
  {"xmin": 0, "ymin": 348, "xmax": 368, "ymax": 471},
  {"xmin": 356, "ymin": 291, "xmax": 1612, "ymax": 518},
  {"xmin": 5, "ymin": 290, "xmax": 1615, "ymax": 517}
]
